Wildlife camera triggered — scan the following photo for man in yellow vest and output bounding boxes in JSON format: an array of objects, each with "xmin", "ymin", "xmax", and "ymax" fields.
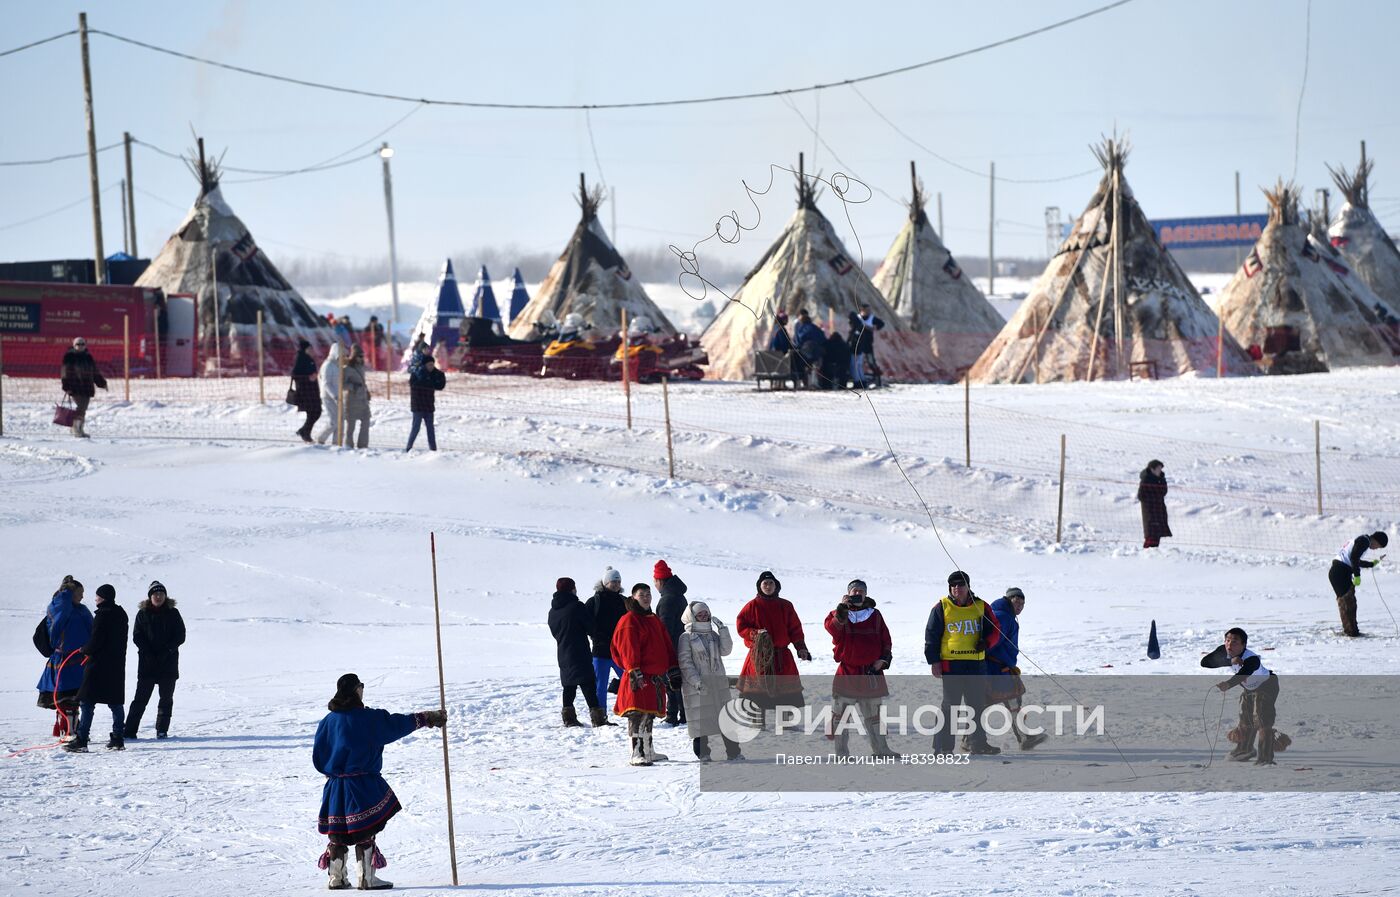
[{"xmin": 923, "ymin": 571, "xmax": 1001, "ymax": 755}]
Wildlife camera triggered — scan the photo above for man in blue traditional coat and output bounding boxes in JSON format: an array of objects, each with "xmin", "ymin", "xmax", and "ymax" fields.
[{"xmin": 313, "ymin": 673, "xmax": 445, "ymax": 890}]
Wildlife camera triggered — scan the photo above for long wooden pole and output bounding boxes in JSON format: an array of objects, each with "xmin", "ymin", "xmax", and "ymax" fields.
[
  {"xmin": 663, "ymin": 375, "xmax": 675, "ymax": 479},
  {"xmin": 621, "ymin": 308, "xmax": 632, "ymax": 430},
  {"xmin": 1216, "ymin": 314, "xmax": 1224, "ymax": 379},
  {"xmin": 211, "ymin": 245, "xmax": 222, "ymax": 377},
  {"xmin": 256, "ymin": 309, "xmax": 265, "ymax": 404},
  {"xmin": 963, "ymin": 376, "xmax": 971, "ymax": 468},
  {"xmin": 1056, "ymin": 434, "xmax": 1066, "ymax": 543},
  {"xmin": 78, "ymin": 13, "xmax": 106, "ymax": 285},
  {"xmin": 428, "ymin": 533, "xmax": 460, "ymax": 886},
  {"xmin": 124, "ymin": 132, "xmax": 137, "ymax": 254},
  {"xmin": 1315, "ymin": 420, "xmax": 1323, "ymax": 515},
  {"xmin": 153, "ymin": 302, "xmax": 162, "ymax": 379},
  {"xmin": 1112, "ymin": 165, "xmax": 1125, "ymax": 376},
  {"xmin": 123, "ymin": 314, "xmax": 130, "ymax": 400},
  {"xmin": 0, "ymin": 334, "xmax": 6, "ymax": 437}
]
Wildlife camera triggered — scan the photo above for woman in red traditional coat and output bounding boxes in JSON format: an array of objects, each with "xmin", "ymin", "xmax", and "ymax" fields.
[
  {"xmin": 610, "ymin": 583, "xmax": 680, "ymax": 766},
  {"xmin": 736, "ymin": 570, "xmax": 809, "ymax": 710},
  {"xmin": 824, "ymin": 578, "xmax": 897, "ymax": 758}
]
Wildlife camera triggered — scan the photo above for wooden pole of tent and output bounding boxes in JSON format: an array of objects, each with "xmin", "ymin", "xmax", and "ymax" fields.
[
  {"xmin": 663, "ymin": 376, "xmax": 675, "ymax": 479},
  {"xmin": 621, "ymin": 308, "xmax": 632, "ymax": 431},
  {"xmin": 1011, "ymin": 233, "xmax": 1095, "ymax": 385},
  {"xmin": 1086, "ymin": 239, "xmax": 1114, "ymax": 382},
  {"xmin": 211, "ymin": 245, "xmax": 222, "ymax": 378},
  {"xmin": 335, "ymin": 359, "xmax": 346, "ymax": 447},
  {"xmin": 256, "ymin": 310, "xmax": 265, "ymax": 404},
  {"xmin": 1112, "ymin": 165, "xmax": 1125, "ymax": 377},
  {"xmin": 428, "ymin": 533, "xmax": 460, "ymax": 886},
  {"xmin": 123, "ymin": 314, "xmax": 130, "ymax": 401},
  {"xmin": 1056, "ymin": 434, "xmax": 1067, "ymax": 543}
]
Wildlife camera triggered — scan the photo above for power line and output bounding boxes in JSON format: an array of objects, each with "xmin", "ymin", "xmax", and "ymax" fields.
[
  {"xmin": 0, "ymin": 30, "xmax": 75, "ymax": 59},
  {"xmin": 0, "ymin": 141, "xmax": 122, "ymax": 167},
  {"xmin": 87, "ymin": 2, "xmax": 1135, "ymax": 110},
  {"xmin": 0, "ymin": 182, "xmax": 120, "ymax": 232}
]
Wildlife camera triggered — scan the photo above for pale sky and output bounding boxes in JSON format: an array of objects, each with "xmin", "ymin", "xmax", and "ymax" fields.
[{"xmin": 3, "ymin": 0, "xmax": 1399, "ymax": 280}]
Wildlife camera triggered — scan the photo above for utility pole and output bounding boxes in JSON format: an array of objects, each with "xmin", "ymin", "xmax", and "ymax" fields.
[
  {"xmin": 1234, "ymin": 170, "xmax": 1242, "ymax": 270},
  {"xmin": 120, "ymin": 178, "xmax": 128, "ymax": 254},
  {"xmin": 79, "ymin": 13, "xmax": 106, "ymax": 283},
  {"xmin": 936, "ymin": 191, "xmax": 944, "ymax": 238},
  {"xmin": 611, "ymin": 187, "xmax": 617, "ymax": 240},
  {"xmin": 988, "ymin": 161, "xmax": 996, "ymax": 297},
  {"xmin": 124, "ymin": 131, "xmax": 137, "ymax": 256},
  {"xmin": 379, "ymin": 143, "xmax": 401, "ymax": 330}
]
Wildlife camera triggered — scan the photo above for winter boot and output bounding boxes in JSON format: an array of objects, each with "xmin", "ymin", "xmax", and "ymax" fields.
[
  {"xmin": 326, "ymin": 845, "xmax": 350, "ymax": 890},
  {"xmin": 106, "ymin": 733, "xmax": 125, "ymax": 751},
  {"xmin": 629, "ymin": 734, "xmax": 650, "ymax": 766},
  {"xmin": 156, "ymin": 711, "xmax": 171, "ymax": 738},
  {"xmin": 867, "ymin": 724, "xmax": 901, "ymax": 760},
  {"xmin": 354, "ymin": 842, "xmax": 392, "ymax": 890},
  {"xmin": 562, "ymin": 706, "xmax": 582, "ymax": 728},
  {"xmin": 588, "ymin": 707, "xmax": 615, "ymax": 727},
  {"xmin": 1019, "ymin": 732, "xmax": 1048, "ymax": 751},
  {"xmin": 1337, "ymin": 590, "xmax": 1362, "ymax": 637},
  {"xmin": 1254, "ymin": 728, "xmax": 1277, "ymax": 766},
  {"xmin": 59, "ymin": 707, "xmax": 79, "ymax": 742},
  {"xmin": 833, "ymin": 728, "xmax": 851, "ymax": 758},
  {"xmin": 1228, "ymin": 726, "xmax": 1257, "ymax": 761},
  {"xmin": 692, "ymin": 736, "xmax": 712, "ymax": 762},
  {"xmin": 642, "ymin": 717, "xmax": 667, "ymax": 762},
  {"xmin": 64, "ymin": 735, "xmax": 89, "ymax": 753}
]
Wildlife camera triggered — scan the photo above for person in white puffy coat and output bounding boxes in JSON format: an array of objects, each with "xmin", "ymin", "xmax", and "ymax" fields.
[
  {"xmin": 677, "ymin": 601, "xmax": 743, "ymax": 761},
  {"xmin": 313, "ymin": 342, "xmax": 344, "ymax": 445}
]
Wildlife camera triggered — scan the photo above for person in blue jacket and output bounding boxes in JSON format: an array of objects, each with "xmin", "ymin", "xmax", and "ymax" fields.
[
  {"xmin": 37, "ymin": 575, "xmax": 94, "ymax": 740},
  {"xmin": 313, "ymin": 673, "xmax": 446, "ymax": 890},
  {"xmin": 985, "ymin": 587, "xmax": 1046, "ymax": 751}
]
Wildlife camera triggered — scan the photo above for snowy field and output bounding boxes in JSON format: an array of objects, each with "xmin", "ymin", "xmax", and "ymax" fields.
[{"xmin": 4, "ymin": 369, "xmax": 1400, "ymax": 895}]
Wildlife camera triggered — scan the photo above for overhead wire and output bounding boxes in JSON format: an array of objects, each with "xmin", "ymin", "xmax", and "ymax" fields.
[{"xmin": 0, "ymin": 29, "xmax": 76, "ymax": 59}]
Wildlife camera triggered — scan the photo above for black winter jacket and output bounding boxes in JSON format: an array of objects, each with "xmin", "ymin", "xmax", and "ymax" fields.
[
  {"xmin": 655, "ymin": 575, "xmax": 689, "ymax": 649},
  {"xmin": 547, "ymin": 591, "xmax": 597, "ymax": 687},
  {"xmin": 133, "ymin": 600, "xmax": 186, "ymax": 680},
  {"xmin": 78, "ymin": 600, "xmax": 128, "ymax": 705},
  {"xmin": 291, "ymin": 349, "xmax": 320, "ymax": 411},
  {"xmin": 410, "ymin": 367, "xmax": 447, "ymax": 414},
  {"xmin": 584, "ymin": 585, "xmax": 627, "ymax": 660},
  {"xmin": 61, "ymin": 348, "xmax": 107, "ymax": 398}
]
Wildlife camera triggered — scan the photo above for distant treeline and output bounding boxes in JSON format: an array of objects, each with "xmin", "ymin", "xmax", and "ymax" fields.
[{"xmin": 280, "ymin": 243, "xmax": 1243, "ymax": 295}]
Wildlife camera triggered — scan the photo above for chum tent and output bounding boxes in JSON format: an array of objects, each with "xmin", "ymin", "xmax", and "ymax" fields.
[
  {"xmin": 968, "ymin": 137, "xmax": 1253, "ymax": 383},
  {"xmin": 507, "ymin": 175, "xmax": 677, "ymax": 340},
  {"xmin": 134, "ymin": 148, "xmax": 332, "ymax": 372},
  {"xmin": 470, "ymin": 265, "xmax": 502, "ymax": 324},
  {"xmin": 507, "ymin": 267, "xmax": 530, "ymax": 325},
  {"xmin": 1216, "ymin": 180, "xmax": 1399, "ymax": 374},
  {"xmin": 699, "ymin": 156, "xmax": 946, "ymax": 383},
  {"xmin": 872, "ymin": 161, "xmax": 1005, "ymax": 374},
  {"xmin": 1328, "ymin": 149, "xmax": 1400, "ymax": 309},
  {"xmin": 403, "ymin": 259, "xmax": 467, "ymax": 364}
]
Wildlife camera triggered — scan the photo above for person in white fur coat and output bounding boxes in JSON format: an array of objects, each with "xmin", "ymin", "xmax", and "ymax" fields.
[{"xmin": 677, "ymin": 601, "xmax": 743, "ymax": 761}]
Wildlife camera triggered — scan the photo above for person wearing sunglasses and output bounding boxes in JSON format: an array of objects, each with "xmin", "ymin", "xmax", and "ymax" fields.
[{"xmin": 60, "ymin": 337, "xmax": 107, "ymax": 438}]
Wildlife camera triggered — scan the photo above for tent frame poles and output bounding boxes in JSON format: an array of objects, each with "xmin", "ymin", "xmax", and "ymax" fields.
[
  {"xmin": 1085, "ymin": 238, "xmax": 1115, "ymax": 381},
  {"xmin": 1112, "ymin": 165, "xmax": 1125, "ymax": 377},
  {"xmin": 1010, "ymin": 237, "xmax": 1093, "ymax": 385}
]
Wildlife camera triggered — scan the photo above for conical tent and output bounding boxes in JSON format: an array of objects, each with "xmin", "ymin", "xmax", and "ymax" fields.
[
  {"xmin": 968, "ymin": 138, "xmax": 1253, "ymax": 383},
  {"xmin": 1216, "ymin": 181, "xmax": 1398, "ymax": 373},
  {"xmin": 134, "ymin": 151, "xmax": 332, "ymax": 372},
  {"xmin": 699, "ymin": 159, "xmax": 945, "ymax": 382},
  {"xmin": 1328, "ymin": 151, "xmax": 1400, "ymax": 308},
  {"xmin": 507, "ymin": 175, "xmax": 677, "ymax": 340},
  {"xmin": 507, "ymin": 267, "xmax": 530, "ymax": 324},
  {"xmin": 403, "ymin": 260, "xmax": 467, "ymax": 363},
  {"xmin": 872, "ymin": 162, "xmax": 1005, "ymax": 373},
  {"xmin": 470, "ymin": 264, "xmax": 501, "ymax": 323}
]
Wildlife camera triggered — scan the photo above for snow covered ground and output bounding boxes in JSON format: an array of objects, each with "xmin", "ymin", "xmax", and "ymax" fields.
[{"xmin": 4, "ymin": 368, "xmax": 1400, "ymax": 895}]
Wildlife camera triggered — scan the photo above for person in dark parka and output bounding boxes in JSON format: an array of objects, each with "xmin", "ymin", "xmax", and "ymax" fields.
[
  {"xmin": 584, "ymin": 566, "xmax": 627, "ymax": 724},
  {"xmin": 291, "ymin": 339, "xmax": 322, "ymax": 443},
  {"xmin": 405, "ymin": 354, "xmax": 447, "ymax": 451},
  {"xmin": 1137, "ymin": 459, "xmax": 1172, "ymax": 548},
  {"xmin": 124, "ymin": 580, "xmax": 186, "ymax": 740},
  {"xmin": 37, "ymin": 575, "xmax": 94, "ymax": 740},
  {"xmin": 653, "ymin": 560, "xmax": 688, "ymax": 726},
  {"xmin": 820, "ymin": 327, "xmax": 851, "ymax": 390},
  {"xmin": 547, "ymin": 577, "xmax": 603, "ymax": 727},
  {"xmin": 60, "ymin": 336, "xmax": 107, "ymax": 437},
  {"xmin": 67, "ymin": 584, "xmax": 129, "ymax": 752}
]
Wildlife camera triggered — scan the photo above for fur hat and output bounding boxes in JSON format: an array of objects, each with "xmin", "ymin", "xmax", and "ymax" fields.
[
  {"xmin": 556, "ymin": 577, "xmax": 576, "ymax": 594},
  {"xmin": 947, "ymin": 570, "xmax": 971, "ymax": 587},
  {"xmin": 328, "ymin": 673, "xmax": 365, "ymax": 711},
  {"xmin": 602, "ymin": 566, "xmax": 622, "ymax": 585},
  {"xmin": 756, "ymin": 570, "xmax": 781, "ymax": 593},
  {"xmin": 95, "ymin": 584, "xmax": 116, "ymax": 602},
  {"xmin": 653, "ymin": 560, "xmax": 673, "ymax": 581}
]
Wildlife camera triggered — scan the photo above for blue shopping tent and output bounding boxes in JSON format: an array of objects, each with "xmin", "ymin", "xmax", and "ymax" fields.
[
  {"xmin": 470, "ymin": 264, "xmax": 501, "ymax": 323},
  {"xmin": 507, "ymin": 267, "xmax": 531, "ymax": 324}
]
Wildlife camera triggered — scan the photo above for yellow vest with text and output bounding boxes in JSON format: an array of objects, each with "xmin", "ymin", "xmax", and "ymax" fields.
[{"xmin": 940, "ymin": 596, "xmax": 986, "ymax": 661}]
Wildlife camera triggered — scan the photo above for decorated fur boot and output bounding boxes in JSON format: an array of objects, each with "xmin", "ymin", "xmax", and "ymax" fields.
[
  {"xmin": 324, "ymin": 844, "xmax": 350, "ymax": 890},
  {"xmin": 354, "ymin": 841, "xmax": 392, "ymax": 890}
]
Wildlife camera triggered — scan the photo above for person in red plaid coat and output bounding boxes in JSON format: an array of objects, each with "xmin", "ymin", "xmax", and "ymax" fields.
[
  {"xmin": 824, "ymin": 578, "xmax": 897, "ymax": 758},
  {"xmin": 611, "ymin": 583, "xmax": 680, "ymax": 766}
]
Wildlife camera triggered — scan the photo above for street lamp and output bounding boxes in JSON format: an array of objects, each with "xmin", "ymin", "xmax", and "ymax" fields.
[{"xmin": 379, "ymin": 142, "xmax": 400, "ymax": 332}]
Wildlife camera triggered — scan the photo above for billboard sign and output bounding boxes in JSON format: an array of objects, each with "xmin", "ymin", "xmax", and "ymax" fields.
[{"xmin": 1151, "ymin": 214, "xmax": 1268, "ymax": 249}]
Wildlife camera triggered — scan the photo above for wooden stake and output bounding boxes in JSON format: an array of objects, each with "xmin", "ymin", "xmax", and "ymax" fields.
[
  {"xmin": 211, "ymin": 244, "xmax": 222, "ymax": 378},
  {"xmin": 256, "ymin": 310, "xmax": 265, "ymax": 404},
  {"xmin": 1315, "ymin": 420, "xmax": 1323, "ymax": 515},
  {"xmin": 428, "ymin": 533, "xmax": 460, "ymax": 886},
  {"xmin": 335, "ymin": 357, "xmax": 346, "ymax": 447},
  {"xmin": 1216, "ymin": 314, "xmax": 1224, "ymax": 379},
  {"xmin": 621, "ymin": 308, "xmax": 632, "ymax": 430},
  {"xmin": 123, "ymin": 314, "xmax": 130, "ymax": 401},
  {"xmin": 0, "ymin": 335, "xmax": 6, "ymax": 437},
  {"xmin": 1056, "ymin": 434, "xmax": 1066, "ymax": 543},
  {"xmin": 153, "ymin": 302, "xmax": 162, "ymax": 379},
  {"xmin": 663, "ymin": 375, "xmax": 675, "ymax": 479},
  {"xmin": 386, "ymin": 366, "xmax": 392, "ymax": 401},
  {"xmin": 963, "ymin": 376, "xmax": 971, "ymax": 468}
]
